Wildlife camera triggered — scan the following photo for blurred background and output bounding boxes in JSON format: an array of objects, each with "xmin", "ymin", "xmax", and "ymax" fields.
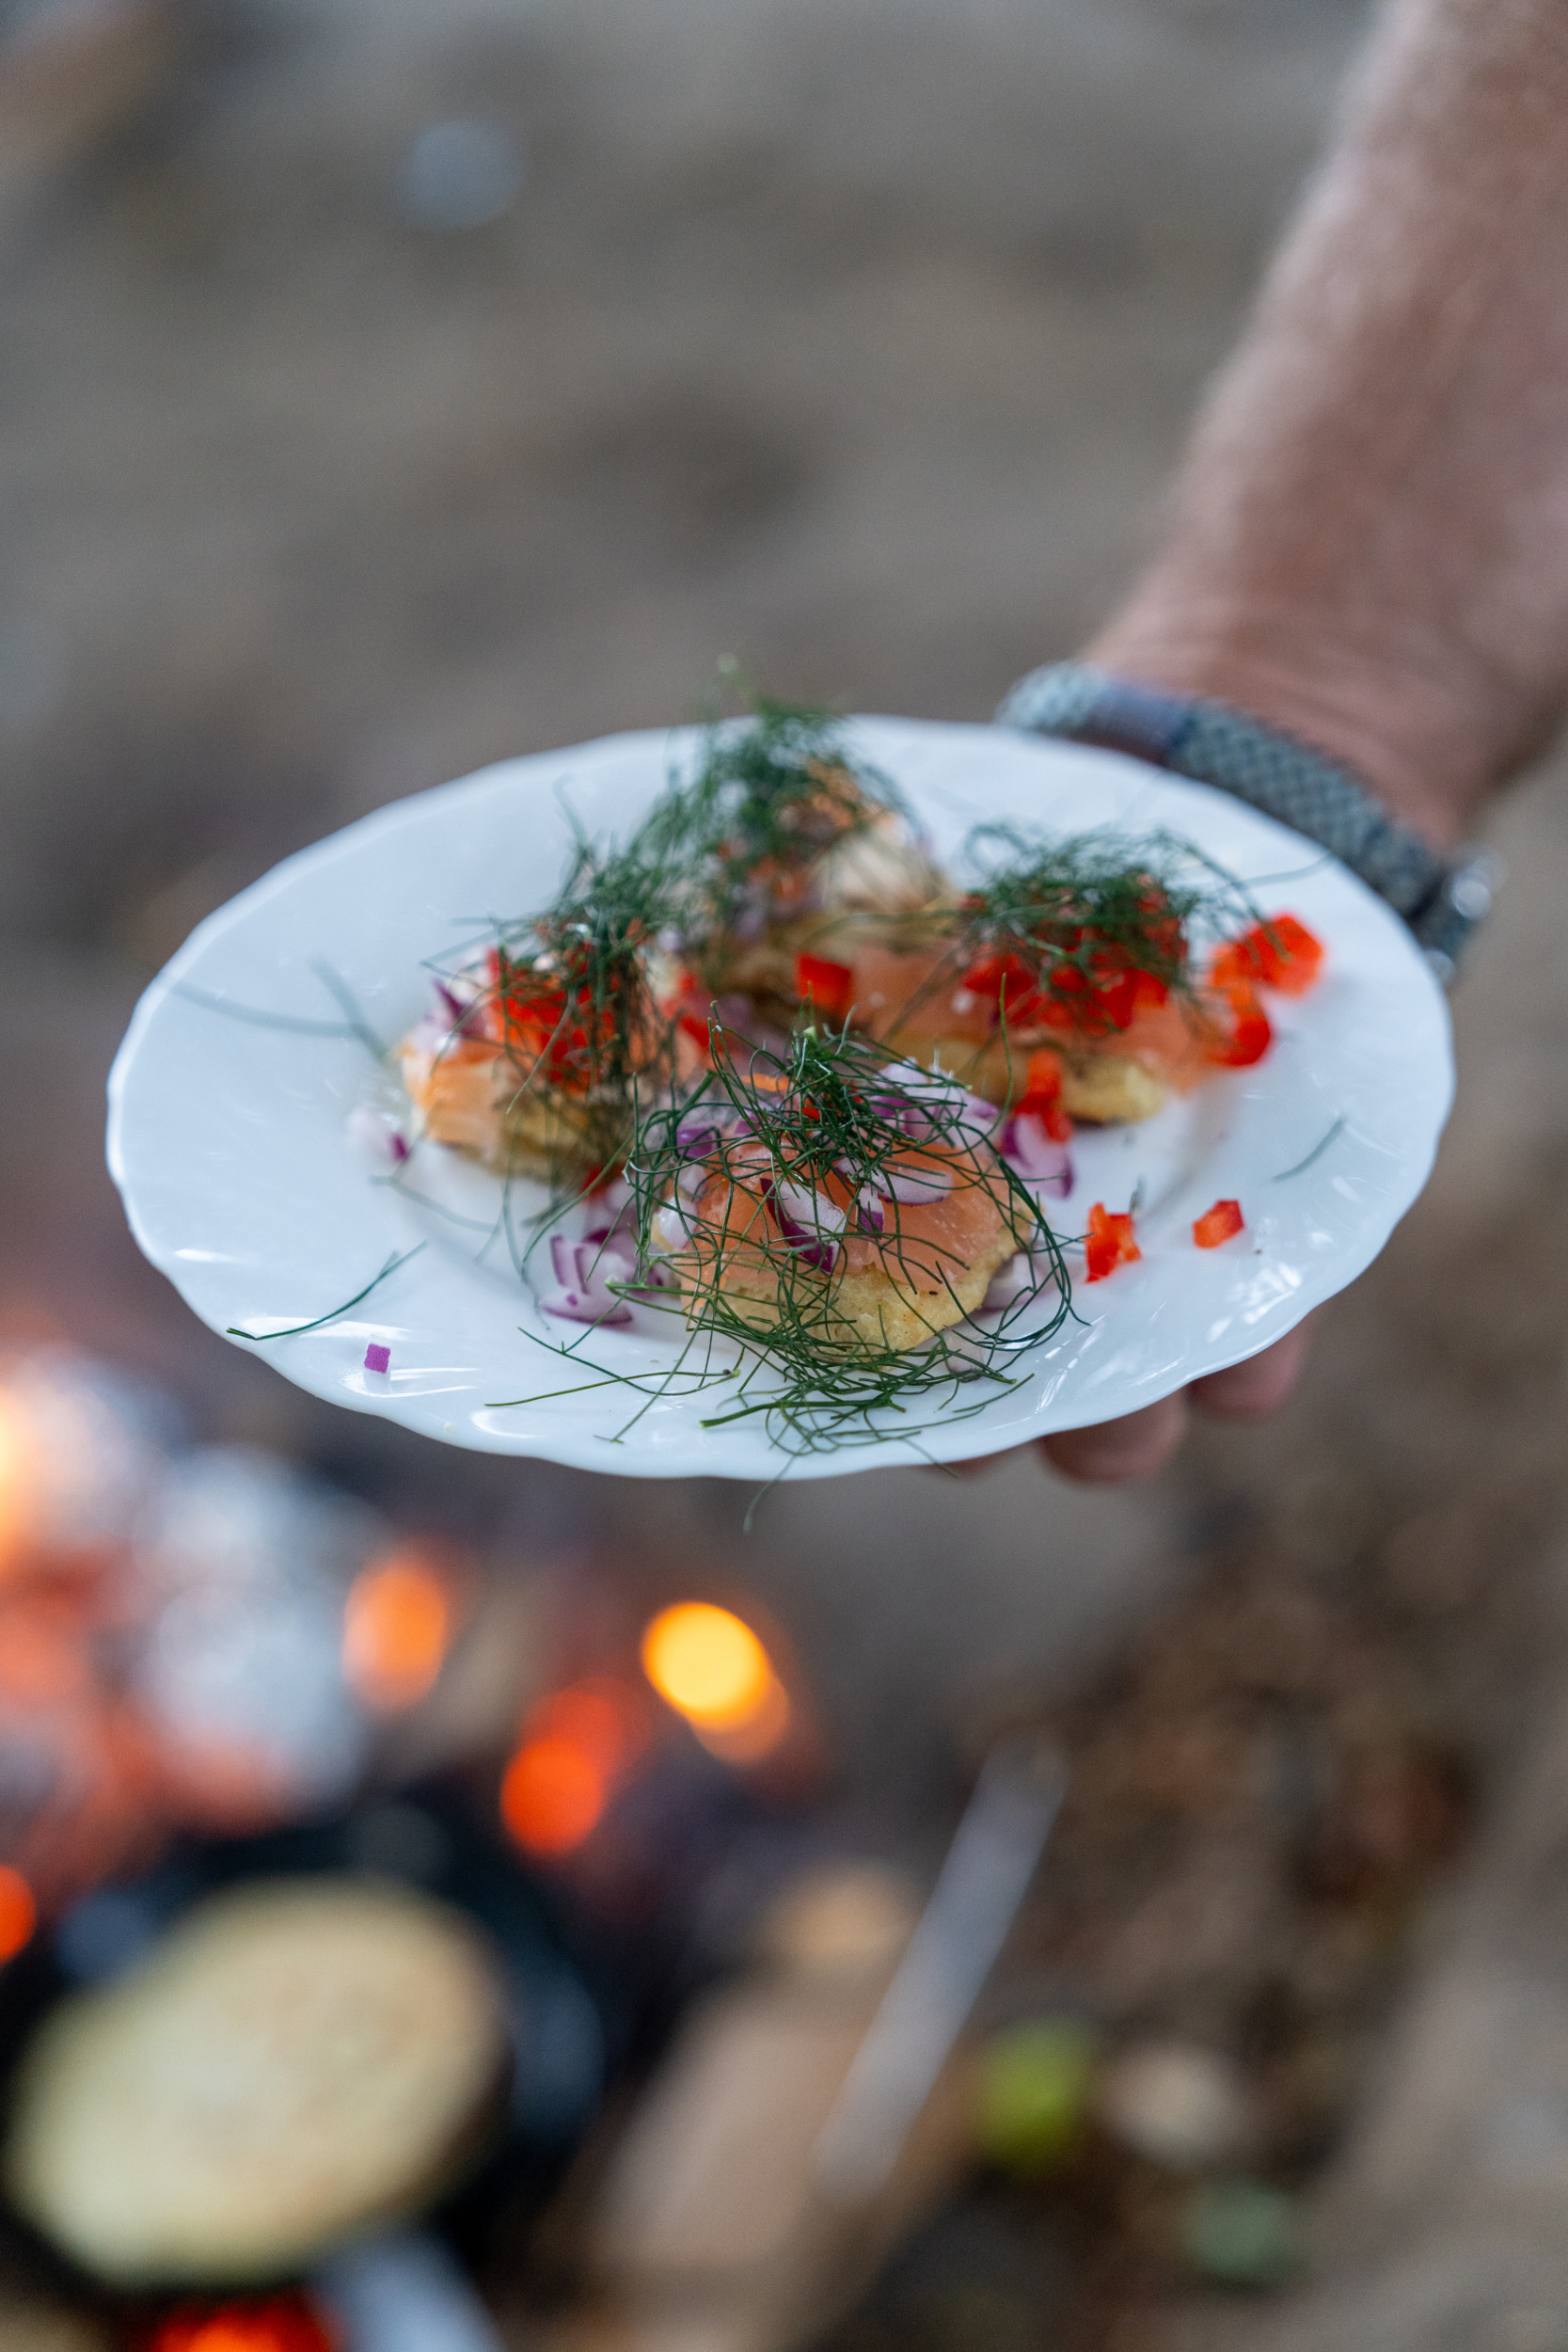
[{"xmin": 7, "ymin": 1, "xmax": 1568, "ymax": 2346}]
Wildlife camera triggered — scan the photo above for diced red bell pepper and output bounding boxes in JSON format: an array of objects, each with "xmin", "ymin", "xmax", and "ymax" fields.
[
  {"xmin": 1035, "ymin": 957, "xmax": 1167, "ymax": 1037},
  {"xmin": 1014, "ymin": 1048, "xmax": 1073, "ymax": 1141},
  {"xmin": 962, "ymin": 952, "xmax": 1033, "ymax": 1001},
  {"xmin": 961, "ymin": 952, "xmax": 1044, "ymax": 1028},
  {"xmin": 1096, "ymin": 967, "xmax": 1141, "ymax": 1032},
  {"xmin": 796, "ymin": 952, "xmax": 855, "ymax": 1024},
  {"xmin": 1204, "ymin": 987, "xmax": 1274, "ymax": 1068},
  {"xmin": 1084, "ymin": 1200, "xmax": 1141, "ymax": 1283},
  {"xmin": 1212, "ymin": 914, "xmax": 1324, "ymax": 999},
  {"xmin": 678, "ymin": 1010, "xmax": 714, "ymax": 1060},
  {"xmin": 487, "ymin": 948, "xmax": 623, "ymax": 1090},
  {"xmin": 1023, "ymin": 1048, "xmax": 1063, "ymax": 1101},
  {"xmin": 1193, "ymin": 1198, "xmax": 1244, "ymax": 1248}
]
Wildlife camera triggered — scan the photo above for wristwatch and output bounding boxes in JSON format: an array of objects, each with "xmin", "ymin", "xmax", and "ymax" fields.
[{"xmin": 996, "ymin": 660, "xmax": 1494, "ymax": 977}]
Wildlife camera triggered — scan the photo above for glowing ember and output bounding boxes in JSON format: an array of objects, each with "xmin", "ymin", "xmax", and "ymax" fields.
[
  {"xmin": 499, "ymin": 1677, "xmax": 649, "ymax": 1858},
  {"xmin": 341, "ymin": 1552, "xmax": 451, "ymax": 1712},
  {"xmin": 641, "ymin": 1603, "xmax": 776, "ymax": 1735},
  {"xmin": 501, "ymin": 1734, "xmax": 606, "ymax": 1855},
  {"xmin": 0, "ymin": 1391, "xmax": 30, "ymax": 1569},
  {"xmin": 149, "ymin": 2295, "xmax": 336, "ymax": 2352},
  {"xmin": 0, "ymin": 1866, "xmax": 36, "ymax": 1963},
  {"xmin": 531, "ymin": 1678, "xmax": 648, "ymax": 1774}
]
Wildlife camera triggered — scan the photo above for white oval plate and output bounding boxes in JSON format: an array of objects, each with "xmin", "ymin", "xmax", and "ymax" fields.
[{"xmin": 107, "ymin": 718, "xmax": 1451, "ymax": 1483}]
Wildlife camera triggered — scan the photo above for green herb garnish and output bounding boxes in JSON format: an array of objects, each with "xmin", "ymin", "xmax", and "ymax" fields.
[
  {"xmin": 874, "ymin": 825, "xmax": 1265, "ymax": 1051},
  {"xmin": 422, "ymin": 830, "xmax": 687, "ymax": 1200},
  {"xmin": 609, "ymin": 1020, "xmax": 1073, "ymax": 1455},
  {"xmin": 640, "ymin": 689, "xmax": 911, "ymax": 989}
]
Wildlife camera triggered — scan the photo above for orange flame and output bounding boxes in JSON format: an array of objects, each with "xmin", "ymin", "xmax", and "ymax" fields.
[
  {"xmin": 149, "ymin": 2296, "xmax": 335, "ymax": 2352},
  {"xmin": 640, "ymin": 1603, "xmax": 788, "ymax": 1758},
  {"xmin": 0, "ymin": 1391, "xmax": 34, "ymax": 1572},
  {"xmin": 0, "ymin": 1867, "xmax": 35, "ymax": 1964},
  {"xmin": 501, "ymin": 1735, "xmax": 606, "ymax": 1856},
  {"xmin": 500, "ymin": 1677, "xmax": 649, "ymax": 1859},
  {"xmin": 341, "ymin": 1551, "xmax": 451, "ymax": 1712}
]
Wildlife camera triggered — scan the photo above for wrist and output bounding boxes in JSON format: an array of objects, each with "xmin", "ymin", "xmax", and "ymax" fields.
[
  {"xmin": 1083, "ymin": 607, "xmax": 1499, "ymax": 856},
  {"xmin": 1000, "ymin": 651, "xmax": 1493, "ymax": 970}
]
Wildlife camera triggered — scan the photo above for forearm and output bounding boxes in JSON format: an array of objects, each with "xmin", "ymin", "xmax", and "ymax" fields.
[{"xmin": 1089, "ymin": 0, "xmax": 1568, "ymax": 850}]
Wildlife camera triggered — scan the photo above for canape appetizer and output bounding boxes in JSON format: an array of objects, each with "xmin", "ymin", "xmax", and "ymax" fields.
[
  {"xmin": 650, "ymin": 696, "xmax": 943, "ymax": 1046},
  {"xmin": 632, "ymin": 1026, "xmax": 1064, "ymax": 1360},
  {"xmin": 400, "ymin": 840, "xmax": 685, "ymax": 1192},
  {"xmin": 785, "ymin": 828, "xmax": 1324, "ymax": 1129}
]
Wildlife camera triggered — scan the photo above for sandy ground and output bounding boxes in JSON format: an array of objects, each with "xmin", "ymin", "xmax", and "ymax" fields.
[{"xmin": 10, "ymin": 0, "xmax": 1568, "ymax": 2341}]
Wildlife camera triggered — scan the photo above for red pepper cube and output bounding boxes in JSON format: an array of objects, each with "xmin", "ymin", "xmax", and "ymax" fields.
[
  {"xmin": 1084, "ymin": 1230, "xmax": 1119, "ymax": 1281},
  {"xmin": 963, "ymin": 952, "xmax": 1033, "ymax": 1002},
  {"xmin": 1255, "ymin": 914, "xmax": 1324, "ymax": 995},
  {"xmin": 1212, "ymin": 914, "xmax": 1324, "ymax": 999},
  {"xmin": 1084, "ymin": 1200, "xmax": 1141, "ymax": 1282},
  {"xmin": 1193, "ymin": 1199, "xmax": 1244, "ymax": 1249},
  {"xmin": 1013, "ymin": 1048, "xmax": 1073, "ymax": 1141},
  {"xmin": 1016, "ymin": 1096, "xmax": 1072, "ymax": 1142},
  {"xmin": 1204, "ymin": 987, "xmax": 1274, "ymax": 1068},
  {"xmin": 961, "ymin": 953, "xmax": 1044, "ymax": 1029},
  {"xmin": 795, "ymin": 952, "xmax": 855, "ymax": 1025},
  {"xmin": 1096, "ymin": 967, "xmax": 1141, "ymax": 1032},
  {"xmin": 678, "ymin": 1009, "xmax": 715, "ymax": 1059},
  {"xmin": 1024, "ymin": 1049, "xmax": 1063, "ymax": 1101}
]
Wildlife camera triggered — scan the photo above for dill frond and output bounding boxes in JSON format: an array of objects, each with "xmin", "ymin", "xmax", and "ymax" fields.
[
  {"xmin": 639, "ymin": 688, "xmax": 909, "ymax": 988},
  {"xmin": 610, "ymin": 1020, "xmax": 1073, "ymax": 1456},
  {"xmin": 422, "ymin": 831, "xmax": 688, "ymax": 1198},
  {"xmin": 873, "ymin": 824, "xmax": 1266, "ymax": 1053}
]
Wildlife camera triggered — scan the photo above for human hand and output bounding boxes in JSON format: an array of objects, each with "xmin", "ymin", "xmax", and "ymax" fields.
[{"xmin": 1035, "ymin": 1318, "xmax": 1313, "ymax": 1482}]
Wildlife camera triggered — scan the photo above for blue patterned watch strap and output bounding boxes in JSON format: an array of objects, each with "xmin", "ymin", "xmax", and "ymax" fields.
[{"xmin": 997, "ymin": 660, "xmax": 1490, "ymax": 975}]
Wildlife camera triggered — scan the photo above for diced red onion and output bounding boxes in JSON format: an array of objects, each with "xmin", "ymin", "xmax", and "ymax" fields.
[
  {"xmin": 348, "ymin": 1106, "xmax": 410, "ymax": 1167},
  {"xmin": 978, "ymin": 1252, "xmax": 1036, "ymax": 1314},
  {"xmin": 845, "ymin": 1156, "xmax": 953, "ymax": 1212},
  {"xmin": 759, "ymin": 1178, "xmax": 842, "ymax": 1274},
  {"xmin": 936, "ymin": 1327, "xmax": 992, "ymax": 1381},
  {"xmin": 854, "ymin": 1184, "xmax": 886, "ymax": 1234},
  {"xmin": 772, "ymin": 1178, "xmax": 847, "ymax": 1235},
  {"xmin": 404, "ymin": 1015, "xmax": 448, "ymax": 1057},
  {"xmin": 674, "ymin": 1117, "xmax": 721, "ymax": 1158},
  {"xmin": 880, "ymin": 1161, "xmax": 954, "ymax": 1204},
  {"xmin": 434, "ymin": 977, "xmax": 487, "ymax": 1039},
  {"xmin": 655, "ymin": 1202, "xmax": 696, "ymax": 1253},
  {"xmin": 581, "ymin": 1177, "xmax": 634, "ymax": 1243},
  {"xmin": 625, "ymin": 1257, "xmax": 678, "ymax": 1296},
  {"xmin": 875, "ymin": 1059, "xmax": 997, "ymax": 1140},
  {"xmin": 540, "ymin": 1236, "xmax": 634, "ymax": 1327},
  {"xmin": 1000, "ymin": 1112, "xmax": 1073, "ymax": 1198}
]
